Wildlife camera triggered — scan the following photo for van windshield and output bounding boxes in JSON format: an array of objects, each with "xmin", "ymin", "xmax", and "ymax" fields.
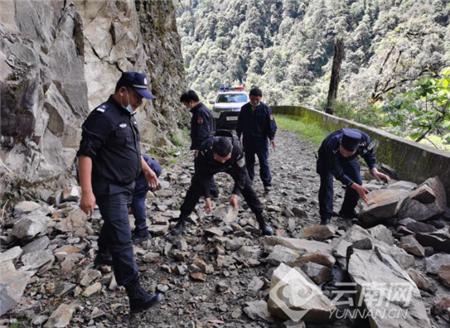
[{"xmin": 216, "ymin": 93, "xmax": 248, "ymax": 103}]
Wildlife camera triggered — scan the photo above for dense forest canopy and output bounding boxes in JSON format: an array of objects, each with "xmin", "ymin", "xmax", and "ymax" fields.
[{"xmin": 176, "ymin": 0, "xmax": 450, "ymax": 148}]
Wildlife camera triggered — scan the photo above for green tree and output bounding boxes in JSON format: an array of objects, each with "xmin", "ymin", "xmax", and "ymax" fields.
[{"xmin": 384, "ymin": 67, "xmax": 450, "ymax": 145}]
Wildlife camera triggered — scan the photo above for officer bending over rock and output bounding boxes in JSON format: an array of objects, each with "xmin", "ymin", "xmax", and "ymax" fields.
[
  {"xmin": 316, "ymin": 128, "xmax": 390, "ymax": 225},
  {"xmin": 171, "ymin": 135, "xmax": 274, "ymax": 236}
]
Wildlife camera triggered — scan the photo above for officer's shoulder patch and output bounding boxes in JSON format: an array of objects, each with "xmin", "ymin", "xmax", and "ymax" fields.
[
  {"xmin": 197, "ymin": 116, "xmax": 204, "ymax": 124},
  {"xmin": 96, "ymin": 104, "xmax": 108, "ymax": 113}
]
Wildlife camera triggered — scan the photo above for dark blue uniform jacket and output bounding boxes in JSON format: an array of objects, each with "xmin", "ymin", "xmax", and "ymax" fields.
[
  {"xmin": 317, "ymin": 129, "xmax": 376, "ymax": 186},
  {"xmin": 194, "ymin": 137, "xmax": 247, "ymax": 197},
  {"xmin": 236, "ymin": 102, "xmax": 277, "ymax": 143},
  {"xmin": 77, "ymin": 96, "xmax": 141, "ymax": 191},
  {"xmin": 190, "ymin": 102, "xmax": 215, "ymax": 150}
]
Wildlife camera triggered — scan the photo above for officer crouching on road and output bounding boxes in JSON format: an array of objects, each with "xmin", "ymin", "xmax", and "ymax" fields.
[
  {"xmin": 316, "ymin": 128, "xmax": 390, "ymax": 225},
  {"xmin": 237, "ymin": 87, "xmax": 277, "ymax": 193},
  {"xmin": 77, "ymin": 72, "xmax": 162, "ymax": 313},
  {"xmin": 170, "ymin": 135, "xmax": 274, "ymax": 236}
]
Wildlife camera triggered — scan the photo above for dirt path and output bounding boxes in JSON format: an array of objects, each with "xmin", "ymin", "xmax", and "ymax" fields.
[{"xmin": 122, "ymin": 130, "xmax": 349, "ymax": 327}]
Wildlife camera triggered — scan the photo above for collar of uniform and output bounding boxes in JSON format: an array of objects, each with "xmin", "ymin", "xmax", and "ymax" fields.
[
  {"xmin": 190, "ymin": 102, "xmax": 203, "ymax": 113},
  {"xmin": 249, "ymin": 102, "xmax": 263, "ymax": 110},
  {"xmin": 108, "ymin": 95, "xmax": 133, "ymax": 116}
]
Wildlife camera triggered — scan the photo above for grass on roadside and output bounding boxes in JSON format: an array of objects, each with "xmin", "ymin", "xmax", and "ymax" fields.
[{"xmin": 274, "ymin": 114, "xmax": 328, "ymax": 146}]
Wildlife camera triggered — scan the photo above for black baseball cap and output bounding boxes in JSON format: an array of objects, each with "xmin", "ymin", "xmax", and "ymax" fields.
[
  {"xmin": 341, "ymin": 128, "xmax": 362, "ymax": 151},
  {"xmin": 117, "ymin": 72, "xmax": 155, "ymax": 100},
  {"xmin": 213, "ymin": 137, "xmax": 233, "ymax": 157}
]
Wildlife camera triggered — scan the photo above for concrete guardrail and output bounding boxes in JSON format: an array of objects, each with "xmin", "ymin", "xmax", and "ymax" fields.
[{"xmin": 271, "ymin": 105, "xmax": 450, "ymax": 204}]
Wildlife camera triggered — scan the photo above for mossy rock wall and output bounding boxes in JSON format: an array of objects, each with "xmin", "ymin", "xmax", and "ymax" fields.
[{"xmin": 272, "ymin": 106, "xmax": 450, "ymax": 204}]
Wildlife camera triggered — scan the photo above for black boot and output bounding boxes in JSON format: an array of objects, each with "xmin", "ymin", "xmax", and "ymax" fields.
[
  {"xmin": 171, "ymin": 218, "xmax": 187, "ymax": 236},
  {"xmin": 320, "ymin": 216, "xmax": 330, "ymax": 225},
  {"xmin": 132, "ymin": 230, "xmax": 150, "ymax": 245},
  {"xmin": 126, "ymin": 281, "xmax": 163, "ymax": 313},
  {"xmin": 256, "ymin": 214, "xmax": 274, "ymax": 236},
  {"xmin": 338, "ymin": 209, "xmax": 357, "ymax": 219},
  {"xmin": 94, "ymin": 252, "xmax": 113, "ymax": 267}
]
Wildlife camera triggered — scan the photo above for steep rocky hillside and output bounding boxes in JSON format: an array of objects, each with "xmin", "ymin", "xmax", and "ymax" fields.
[{"xmin": 0, "ymin": 0, "xmax": 188, "ymax": 200}]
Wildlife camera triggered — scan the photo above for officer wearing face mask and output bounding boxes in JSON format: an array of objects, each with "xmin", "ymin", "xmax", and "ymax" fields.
[
  {"xmin": 237, "ymin": 87, "xmax": 277, "ymax": 193},
  {"xmin": 77, "ymin": 72, "xmax": 162, "ymax": 314},
  {"xmin": 316, "ymin": 128, "xmax": 390, "ymax": 225}
]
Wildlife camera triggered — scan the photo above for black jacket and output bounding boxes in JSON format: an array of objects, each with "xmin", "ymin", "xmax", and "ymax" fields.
[
  {"xmin": 190, "ymin": 102, "xmax": 215, "ymax": 150},
  {"xmin": 317, "ymin": 129, "xmax": 377, "ymax": 186},
  {"xmin": 236, "ymin": 102, "xmax": 277, "ymax": 142},
  {"xmin": 193, "ymin": 136, "xmax": 247, "ymax": 197},
  {"xmin": 77, "ymin": 96, "xmax": 142, "ymax": 190}
]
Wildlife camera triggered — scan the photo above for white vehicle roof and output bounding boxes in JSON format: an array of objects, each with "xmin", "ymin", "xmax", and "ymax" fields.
[{"xmin": 217, "ymin": 91, "xmax": 248, "ymax": 94}]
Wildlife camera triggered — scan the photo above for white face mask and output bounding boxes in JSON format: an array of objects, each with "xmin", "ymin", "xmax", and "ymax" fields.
[{"xmin": 121, "ymin": 89, "xmax": 134, "ymax": 113}]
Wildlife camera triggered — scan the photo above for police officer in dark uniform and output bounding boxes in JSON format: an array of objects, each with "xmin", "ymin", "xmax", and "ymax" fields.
[
  {"xmin": 237, "ymin": 87, "xmax": 277, "ymax": 193},
  {"xmin": 180, "ymin": 90, "xmax": 218, "ymax": 197},
  {"xmin": 131, "ymin": 154, "xmax": 162, "ymax": 244},
  {"xmin": 316, "ymin": 128, "xmax": 390, "ymax": 225},
  {"xmin": 171, "ymin": 135, "xmax": 274, "ymax": 236},
  {"xmin": 77, "ymin": 72, "xmax": 162, "ymax": 313}
]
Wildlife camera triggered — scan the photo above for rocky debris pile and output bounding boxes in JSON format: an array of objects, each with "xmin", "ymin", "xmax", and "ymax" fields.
[
  {"xmin": 359, "ymin": 176, "xmax": 447, "ymax": 228},
  {"xmin": 0, "ymin": 130, "xmax": 449, "ymax": 327}
]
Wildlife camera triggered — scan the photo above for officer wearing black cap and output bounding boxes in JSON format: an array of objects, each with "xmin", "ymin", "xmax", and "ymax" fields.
[
  {"xmin": 237, "ymin": 87, "xmax": 277, "ymax": 192},
  {"xmin": 77, "ymin": 71, "xmax": 162, "ymax": 313},
  {"xmin": 171, "ymin": 135, "xmax": 274, "ymax": 236},
  {"xmin": 316, "ymin": 128, "xmax": 390, "ymax": 225},
  {"xmin": 180, "ymin": 89, "xmax": 218, "ymax": 197}
]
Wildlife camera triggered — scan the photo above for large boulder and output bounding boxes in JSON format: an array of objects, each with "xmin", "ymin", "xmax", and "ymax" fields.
[
  {"xmin": 13, "ymin": 201, "xmax": 42, "ymax": 216},
  {"xmin": 415, "ymin": 228, "xmax": 450, "ymax": 253},
  {"xmin": 332, "ymin": 225, "xmax": 414, "ymax": 270},
  {"xmin": 425, "ymin": 253, "xmax": 450, "ymax": 274},
  {"xmin": 399, "ymin": 235, "xmax": 425, "ymax": 257},
  {"xmin": 358, "ymin": 189, "xmax": 410, "ymax": 227},
  {"xmin": 300, "ymin": 224, "xmax": 336, "ymax": 241},
  {"xmin": 348, "ymin": 247, "xmax": 431, "ymax": 328},
  {"xmin": 11, "ymin": 214, "xmax": 49, "ymax": 240},
  {"xmin": 263, "ymin": 236, "xmax": 332, "ymax": 255},
  {"xmin": 267, "ymin": 263, "xmax": 335, "ymax": 323},
  {"xmin": 0, "ymin": 246, "xmax": 23, "ymax": 264},
  {"xmin": 398, "ymin": 177, "xmax": 447, "ymax": 221},
  {"xmin": 0, "ymin": 261, "xmax": 32, "ymax": 316},
  {"xmin": 44, "ymin": 303, "xmax": 76, "ymax": 328}
]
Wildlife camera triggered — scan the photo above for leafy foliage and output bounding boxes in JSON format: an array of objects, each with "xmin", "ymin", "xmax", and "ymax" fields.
[
  {"xmin": 176, "ymin": 0, "xmax": 449, "ymax": 108},
  {"xmin": 176, "ymin": 0, "xmax": 450, "ymax": 149},
  {"xmin": 382, "ymin": 67, "xmax": 450, "ymax": 145}
]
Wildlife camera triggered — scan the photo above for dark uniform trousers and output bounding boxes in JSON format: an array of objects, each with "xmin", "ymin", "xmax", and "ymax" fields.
[
  {"xmin": 95, "ymin": 182, "xmax": 138, "ymax": 287},
  {"xmin": 318, "ymin": 158, "xmax": 362, "ymax": 220},
  {"xmin": 179, "ymin": 170, "xmax": 264, "ymax": 220},
  {"xmin": 131, "ymin": 157, "xmax": 162, "ymax": 235},
  {"xmin": 244, "ymin": 137, "xmax": 271, "ymax": 187}
]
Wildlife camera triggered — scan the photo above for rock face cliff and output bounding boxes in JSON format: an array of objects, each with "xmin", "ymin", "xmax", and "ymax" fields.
[{"xmin": 0, "ymin": 0, "xmax": 187, "ymax": 201}]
